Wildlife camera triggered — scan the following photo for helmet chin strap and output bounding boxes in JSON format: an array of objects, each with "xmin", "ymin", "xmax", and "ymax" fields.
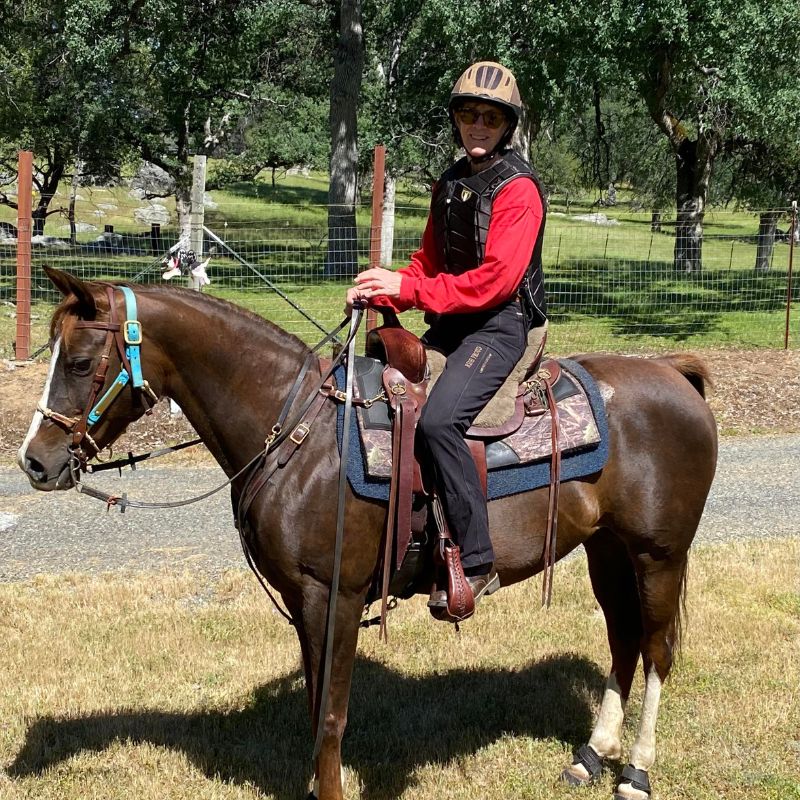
[{"xmin": 468, "ymin": 148, "xmax": 503, "ymax": 166}]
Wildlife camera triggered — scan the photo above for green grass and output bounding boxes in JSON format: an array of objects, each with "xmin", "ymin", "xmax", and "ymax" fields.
[{"xmin": 1, "ymin": 170, "xmax": 797, "ymax": 358}]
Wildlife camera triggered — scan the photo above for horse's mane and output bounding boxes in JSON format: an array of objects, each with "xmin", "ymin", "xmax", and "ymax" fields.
[{"xmin": 52, "ymin": 281, "xmax": 314, "ymax": 358}]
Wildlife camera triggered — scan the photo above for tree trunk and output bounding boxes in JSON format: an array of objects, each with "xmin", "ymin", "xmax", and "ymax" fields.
[
  {"xmin": 651, "ymin": 210, "xmax": 662, "ymax": 232},
  {"xmin": 673, "ymin": 136, "xmax": 717, "ymax": 273},
  {"xmin": 68, "ymin": 162, "xmax": 81, "ymax": 246},
  {"xmin": 642, "ymin": 49, "xmax": 722, "ymax": 274},
  {"xmin": 175, "ymin": 181, "xmax": 192, "ymax": 246},
  {"xmin": 31, "ymin": 161, "xmax": 66, "ymax": 237},
  {"xmin": 380, "ymin": 173, "xmax": 395, "ymax": 267},
  {"xmin": 754, "ymin": 211, "xmax": 780, "ymax": 272},
  {"xmin": 324, "ymin": 0, "xmax": 363, "ymax": 278}
]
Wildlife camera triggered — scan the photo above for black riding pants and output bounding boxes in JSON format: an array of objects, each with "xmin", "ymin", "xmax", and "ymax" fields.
[{"xmin": 418, "ymin": 300, "xmax": 527, "ymax": 570}]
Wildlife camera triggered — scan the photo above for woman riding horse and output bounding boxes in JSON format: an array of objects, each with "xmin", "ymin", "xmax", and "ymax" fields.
[{"xmin": 347, "ymin": 61, "xmax": 548, "ymax": 618}]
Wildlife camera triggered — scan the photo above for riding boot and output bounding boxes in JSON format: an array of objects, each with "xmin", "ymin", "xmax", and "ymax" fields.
[{"xmin": 427, "ymin": 496, "xmax": 500, "ymax": 621}]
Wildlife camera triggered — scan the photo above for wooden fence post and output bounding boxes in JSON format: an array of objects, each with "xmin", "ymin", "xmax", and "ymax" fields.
[
  {"xmin": 189, "ymin": 155, "xmax": 207, "ymax": 291},
  {"xmin": 15, "ymin": 150, "xmax": 33, "ymax": 361},
  {"xmin": 366, "ymin": 144, "xmax": 385, "ymax": 337},
  {"xmin": 785, "ymin": 200, "xmax": 796, "ymax": 350}
]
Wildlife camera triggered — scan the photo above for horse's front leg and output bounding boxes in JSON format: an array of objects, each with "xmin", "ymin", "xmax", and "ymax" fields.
[{"xmin": 298, "ymin": 579, "xmax": 365, "ymax": 800}]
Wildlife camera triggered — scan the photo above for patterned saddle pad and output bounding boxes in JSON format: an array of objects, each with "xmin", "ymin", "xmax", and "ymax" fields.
[{"xmin": 336, "ymin": 358, "xmax": 610, "ymax": 503}]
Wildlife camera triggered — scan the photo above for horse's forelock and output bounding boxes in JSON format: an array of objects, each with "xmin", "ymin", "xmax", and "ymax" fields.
[{"xmin": 50, "ymin": 290, "xmax": 109, "ymax": 348}]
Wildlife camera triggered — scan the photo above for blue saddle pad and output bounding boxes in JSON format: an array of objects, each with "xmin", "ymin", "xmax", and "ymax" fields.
[{"xmin": 336, "ymin": 358, "xmax": 609, "ymax": 502}]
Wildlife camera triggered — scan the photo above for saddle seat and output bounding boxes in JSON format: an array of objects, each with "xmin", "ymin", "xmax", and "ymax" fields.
[{"xmin": 364, "ymin": 312, "xmax": 552, "ymax": 440}]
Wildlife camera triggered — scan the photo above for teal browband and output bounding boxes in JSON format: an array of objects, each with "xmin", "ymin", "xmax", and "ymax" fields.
[{"xmin": 87, "ymin": 286, "xmax": 146, "ymax": 426}]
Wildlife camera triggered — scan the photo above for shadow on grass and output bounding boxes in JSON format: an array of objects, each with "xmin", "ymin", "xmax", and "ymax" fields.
[
  {"xmin": 8, "ymin": 653, "xmax": 603, "ymax": 799},
  {"xmin": 546, "ymin": 259, "xmax": 797, "ymax": 341}
]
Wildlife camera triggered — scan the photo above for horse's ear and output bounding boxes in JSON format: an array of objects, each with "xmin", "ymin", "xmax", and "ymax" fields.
[{"xmin": 43, "ymin": 266, "xmax": 97, "ymax": 319}]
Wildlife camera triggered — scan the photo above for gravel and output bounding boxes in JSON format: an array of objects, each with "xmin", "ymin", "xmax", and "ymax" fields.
[{"xmin": 1, "ymin": 435, "xmax": 798, "ymax": 582}]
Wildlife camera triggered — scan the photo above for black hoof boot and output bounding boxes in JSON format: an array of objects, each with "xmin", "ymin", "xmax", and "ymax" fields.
[
  {"xmin": 613, "ymin": 764, "xmax": 651, "ymax": 799},
  {"xmin": 560, "ymin": 743, "xmax": 604, "ymax": 786}
]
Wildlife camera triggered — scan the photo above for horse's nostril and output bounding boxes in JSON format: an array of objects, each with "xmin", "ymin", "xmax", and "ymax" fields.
[{"xmin": 25, "ymin": 456, "xmax": 48, "ymax": 482}]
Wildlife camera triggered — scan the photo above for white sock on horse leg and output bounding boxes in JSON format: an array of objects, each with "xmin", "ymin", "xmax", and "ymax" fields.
[{"xmin": 588, "ymin": 671, "xmax": 625, "ymax": 760}]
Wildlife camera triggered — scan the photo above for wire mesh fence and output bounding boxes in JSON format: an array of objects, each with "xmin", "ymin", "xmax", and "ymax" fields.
[{"xmin": 1, "ymin": 194, "xmax": 797, "ymax": 358}]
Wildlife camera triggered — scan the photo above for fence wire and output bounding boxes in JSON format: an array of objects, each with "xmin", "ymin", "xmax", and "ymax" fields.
[{"xmin": 1, "ymin": 196, "xmax": 797, "ymax": 357}]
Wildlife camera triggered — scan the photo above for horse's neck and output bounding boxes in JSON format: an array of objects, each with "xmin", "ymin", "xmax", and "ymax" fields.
[{"xmin": 145, "ymin": 291, "xmax": 310, "ymax": 474}]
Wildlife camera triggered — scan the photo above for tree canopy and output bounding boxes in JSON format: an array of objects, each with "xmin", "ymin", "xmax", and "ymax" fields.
[{"xmin": 1, "ymin": 0, "xmax": 797, "ymax": 257}]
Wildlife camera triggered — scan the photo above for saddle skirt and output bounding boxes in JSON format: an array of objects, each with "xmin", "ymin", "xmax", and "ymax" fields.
[{"xmin": 353, "ymin": 355, "xmax": 602, "ymax": 480}]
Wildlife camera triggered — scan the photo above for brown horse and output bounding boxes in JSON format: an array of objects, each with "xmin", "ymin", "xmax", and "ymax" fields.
[{"xmin": 18, "ymin": 269, "xmax": 717, "ymax": 800}]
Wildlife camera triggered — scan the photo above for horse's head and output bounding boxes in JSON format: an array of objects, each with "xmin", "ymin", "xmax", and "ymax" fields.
[{"xmin": 18, "ymin": 268, "xmax": 162, "ymax": 490}]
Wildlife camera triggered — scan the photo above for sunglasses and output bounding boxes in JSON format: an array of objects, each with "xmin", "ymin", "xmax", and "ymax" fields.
[{"xmin": 454, "ymin": 107, "xmax": 507, "ymax": 129}]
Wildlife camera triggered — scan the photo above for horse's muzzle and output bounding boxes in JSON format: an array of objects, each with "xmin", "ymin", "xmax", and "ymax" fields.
[{"xmin": 19, "ymin": 453, "xmax": 75, "ymax": 491}]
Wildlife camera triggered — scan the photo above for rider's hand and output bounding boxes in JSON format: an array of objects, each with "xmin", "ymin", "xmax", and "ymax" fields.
[
  {"xmin": 344, "ymin": 286, "xmax": 368, "ymax": 316},
  {"xmin": 354, "ymin": 268, "xmax": 402, "ymax": 300}
]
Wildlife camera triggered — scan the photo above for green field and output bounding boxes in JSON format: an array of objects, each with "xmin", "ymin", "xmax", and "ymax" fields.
[{"xmin": 1, "ymin": 171, "xmax": 797, "ymax": 358}]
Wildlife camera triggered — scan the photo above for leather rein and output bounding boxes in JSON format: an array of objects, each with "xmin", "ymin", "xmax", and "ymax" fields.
[
  {"xmin": 49, "ymin": 288, "xmax": 359, "ymax": 517},
  {"xmin": 43, "ymin": 291, "xmax": 372, "ymax": 773}
]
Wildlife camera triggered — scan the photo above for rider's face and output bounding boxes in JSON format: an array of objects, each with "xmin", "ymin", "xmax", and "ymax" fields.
[{"xmin": 455, "ymin": 103, "xmax": 510, "ymax": 160}]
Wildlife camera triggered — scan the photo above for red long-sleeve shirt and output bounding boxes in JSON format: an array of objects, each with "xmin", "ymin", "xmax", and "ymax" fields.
[{"xmin": 376, "ymin": 176, "xmax": 544, "ymax": 315}]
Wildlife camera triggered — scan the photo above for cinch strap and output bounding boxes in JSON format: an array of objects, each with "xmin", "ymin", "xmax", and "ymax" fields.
[{"xmin": 119, "ymin": 286, "xmax": 144, "ymax": 388}]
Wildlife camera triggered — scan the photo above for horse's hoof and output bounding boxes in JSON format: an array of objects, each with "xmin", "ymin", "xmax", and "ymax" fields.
[
  {"xmin": 561, "ymin": 766, "xmax": 590, "ymax": 787},
  {"xmin": 561, "ymin": 743, "xmax": 603, "ymax": 786},
  {"xmin": 613, "ymin": 764, "xmax": 651, "ymax": 799},
  {"xmin": 305, "ymin": 793, "xmax": 318, "ymax": 800}
]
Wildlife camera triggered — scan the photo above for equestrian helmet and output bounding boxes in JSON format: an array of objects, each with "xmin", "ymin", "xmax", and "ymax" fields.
[{"xmin": 448, "ymin": 61, "xmax": 521, "ymax": 151}]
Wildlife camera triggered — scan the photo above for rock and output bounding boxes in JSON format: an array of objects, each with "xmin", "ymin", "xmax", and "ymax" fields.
[
  {"xmin": 573, "ymin": 213, "xmax": 621, "ymax": 226},
  {"xmin": 131, "ymin": 162, "xmax": 176, "ymax": 196},
  {"xmin": 94, "ymin": 231, "xmax": 124, "ymax": 244},
  {"xmin": 134, "ymin": 205, "xmax": 171, "ymax": 225},
  {"xmin": 57, "ymin": 222, "xmax": 98, "ymax": 233},
  {"xmin": 31, "ymin": 235, "xmax": 70, "ymax": 248},
  {"xmin": 0, "ymin": 222, "xmax": 18, "ymax": 241}
]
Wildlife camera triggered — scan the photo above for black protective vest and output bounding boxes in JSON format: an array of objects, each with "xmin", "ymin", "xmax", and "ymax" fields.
[{"xmin": 430, "ymin": 149, "xmax": 547, "ymax": 327}]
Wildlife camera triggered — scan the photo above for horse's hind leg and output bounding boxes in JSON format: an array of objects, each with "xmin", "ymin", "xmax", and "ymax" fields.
[
  {"xmin": 613, "ymin": 551, "xmax": 688, "ymax": 800},
  {"xmin": 562, "ymin": 528, "xmax": 643, "ymax": 786}
]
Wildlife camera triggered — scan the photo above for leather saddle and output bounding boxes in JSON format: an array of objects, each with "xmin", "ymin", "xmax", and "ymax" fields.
[{"xmin": 362, "ymin": 311, "xmax": 564, "ymax": 630}]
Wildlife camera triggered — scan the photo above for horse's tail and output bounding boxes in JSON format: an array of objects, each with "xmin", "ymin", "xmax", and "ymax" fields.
[
  {"xmin": 675, "ymin": 556, "xmax": 689, "ymax": 658},
  {"xmin": 658, "ymin": 353, "xmax": 713, "ymax": 398}
]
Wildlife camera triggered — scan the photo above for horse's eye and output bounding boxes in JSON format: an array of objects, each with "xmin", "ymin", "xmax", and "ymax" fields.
[{"xmin": 70, "ymin": 358, "xmax": 94, "ymax": 376}]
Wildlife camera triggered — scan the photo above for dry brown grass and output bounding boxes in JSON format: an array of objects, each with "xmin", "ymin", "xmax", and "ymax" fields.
[{"xmin": 1, "ymin": 539, "xmax": 798, "ymax": 799}]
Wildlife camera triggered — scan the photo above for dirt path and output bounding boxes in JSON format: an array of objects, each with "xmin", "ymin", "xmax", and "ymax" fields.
[
  {"xmin": 2, "ymin": 434, "xmax": 799, "ymax": 581},
  {"xmin": 2, "ymin": 347, "xmax": 799, "ymax": 581}
]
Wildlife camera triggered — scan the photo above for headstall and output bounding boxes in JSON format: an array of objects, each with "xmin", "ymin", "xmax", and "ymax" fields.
[{"xmin": 37, "ymin": 285, "xmax": 157, "ymax": 471}]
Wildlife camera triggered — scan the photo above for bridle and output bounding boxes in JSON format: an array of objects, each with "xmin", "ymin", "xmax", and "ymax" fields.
[{"xmin": 38, "ymin": 284, "xmax": 158, "ymax": 472}]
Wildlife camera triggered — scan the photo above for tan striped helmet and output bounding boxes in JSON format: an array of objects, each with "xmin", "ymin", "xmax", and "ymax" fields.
[{"xmin": 449, "ymin": 61, "xmax": 522, "ymax": 124}]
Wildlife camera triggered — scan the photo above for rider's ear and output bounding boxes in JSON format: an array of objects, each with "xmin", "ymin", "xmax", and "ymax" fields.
[{"xmin": 43, "ymin": 266, "xmax": 97, "ymax": 319}]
